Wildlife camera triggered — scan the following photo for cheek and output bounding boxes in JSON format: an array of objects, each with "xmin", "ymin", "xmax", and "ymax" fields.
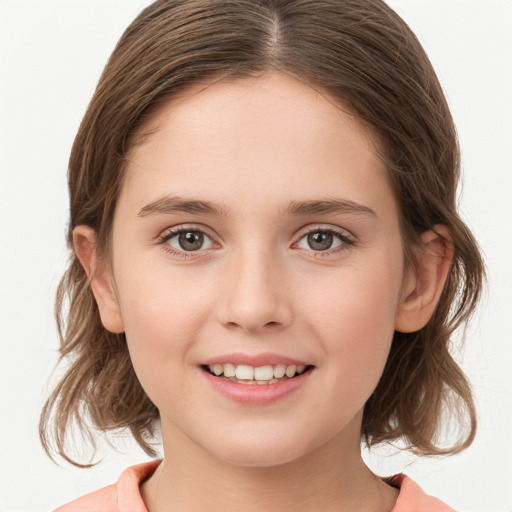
[
  {"xmin": 301, "ymin": 253, "xmax": 403, "ymax": 391},
  {"xmin": 113, "ymin": 264, "xmax": 212, "ymax": 379}
]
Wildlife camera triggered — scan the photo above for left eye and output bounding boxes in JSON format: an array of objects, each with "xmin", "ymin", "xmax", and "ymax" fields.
[
  {"xmin": 166, "ymin": 230, "xmax": 214, "ymax": 252},
  {"xmin": 296, "ymin": 230, "xmax": 347, "ymax": 251}
]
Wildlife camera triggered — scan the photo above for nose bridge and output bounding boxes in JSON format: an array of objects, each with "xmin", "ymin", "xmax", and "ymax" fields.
[{"xmin": 218, "ymin": 241, "xmax": 292, "ymax": 332}]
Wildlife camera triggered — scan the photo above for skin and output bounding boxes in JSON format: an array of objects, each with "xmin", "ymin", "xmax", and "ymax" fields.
[{"xmin": 75, "ymin": 71, "xmax": 452, "ymax": 512}]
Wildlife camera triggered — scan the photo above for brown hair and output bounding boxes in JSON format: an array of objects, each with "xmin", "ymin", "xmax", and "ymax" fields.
[{"xmin": 40, "ymin": 0, "xmax": 484, "ymax": 465}]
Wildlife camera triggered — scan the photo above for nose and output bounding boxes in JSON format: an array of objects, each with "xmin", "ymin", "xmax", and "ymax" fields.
[{"xmin": 216, "ymin": 248, "xmax": 293, "ymax": 334}]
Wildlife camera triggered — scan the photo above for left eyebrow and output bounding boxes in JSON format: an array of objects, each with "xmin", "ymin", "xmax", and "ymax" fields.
[{"xmin": 284, "ymin": 198, "xmax": 377, "ymax": 218}]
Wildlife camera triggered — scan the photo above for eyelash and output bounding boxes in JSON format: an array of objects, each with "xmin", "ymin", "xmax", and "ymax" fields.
[{"xmin": 158, "ymin": 225, "xmax": 355, "ymax": 259}]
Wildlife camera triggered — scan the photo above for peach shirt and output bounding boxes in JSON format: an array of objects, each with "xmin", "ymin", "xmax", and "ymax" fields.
[{"xmin": 54, "ymin": 460, "xmax": 456, "ymax": 512}]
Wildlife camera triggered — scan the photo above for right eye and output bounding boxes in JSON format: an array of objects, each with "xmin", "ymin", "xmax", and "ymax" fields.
[{"xmin": 161, "ymin": 228, "xmax": 215, "ymax": 254}]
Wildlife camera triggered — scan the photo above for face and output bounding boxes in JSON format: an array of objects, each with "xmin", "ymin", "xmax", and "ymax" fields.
[{"xmin": 102, "ymin": 72, "xmax": 412, "ymax": 467}]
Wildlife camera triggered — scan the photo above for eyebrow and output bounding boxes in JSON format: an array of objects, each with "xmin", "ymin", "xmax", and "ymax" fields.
[
  {"xmin": 138, "ymin": 195, "xmax": 376, "ymax": 218},
  {"xmin": 285, "ymin": 198, "xmax": 376, "ymax": 218},
  {"xmin": 138, "ymin": 196, "xmax": 229, "ymax": 217}
]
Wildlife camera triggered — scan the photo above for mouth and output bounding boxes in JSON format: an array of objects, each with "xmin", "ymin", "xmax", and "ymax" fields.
[{"xmin": 201, "ymin": 363, "xmax": 314, "ymax": 385}]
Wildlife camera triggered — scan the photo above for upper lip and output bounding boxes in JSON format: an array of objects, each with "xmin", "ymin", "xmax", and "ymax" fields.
[{"xmin": 201, "ymin": 352, "xmax": 311, "ymax": 367}]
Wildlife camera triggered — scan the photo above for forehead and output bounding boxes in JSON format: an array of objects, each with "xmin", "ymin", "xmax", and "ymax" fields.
[{"xmin": 121, "ymin": 71, "xmax": 394, "ymax": 218}]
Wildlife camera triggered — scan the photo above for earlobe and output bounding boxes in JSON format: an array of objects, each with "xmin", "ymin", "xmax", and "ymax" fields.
[
  {"xmin": 73, "ymin": 225, "xmax": 125, "ymax": 334},
  {"xmin": 395, "ymin": 225, "xmax": 453, "ymax": 333}
]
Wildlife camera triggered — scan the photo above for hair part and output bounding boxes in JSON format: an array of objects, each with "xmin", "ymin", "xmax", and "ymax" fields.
[{"xmin": 40, "ymin": 0, "xmax": 484, "ymax": 465}]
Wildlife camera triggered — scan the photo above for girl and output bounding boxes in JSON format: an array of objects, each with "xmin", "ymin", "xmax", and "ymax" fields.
[{"xmin": 40, "ymin": 1, "xmax": 484, "ymax": 510}]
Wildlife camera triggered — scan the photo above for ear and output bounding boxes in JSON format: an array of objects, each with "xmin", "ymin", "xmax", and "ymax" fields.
[
  {"xmin": 395, "ymin": 225, "xmax": 453, "ymax": 333},
  {"xmin": 73, "ymin": 225, "xmax": 125, "ymax": 334}
]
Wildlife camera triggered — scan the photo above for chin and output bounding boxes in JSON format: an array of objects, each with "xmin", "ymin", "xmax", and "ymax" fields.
[{"xmin": 202, "ymin": 429, "xmax": 318, "ymax": 468}]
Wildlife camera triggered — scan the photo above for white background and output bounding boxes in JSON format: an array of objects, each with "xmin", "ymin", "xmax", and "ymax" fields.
[{"xmin": 1, "ymin": 1, "xmax": 511, "ymax": 510}]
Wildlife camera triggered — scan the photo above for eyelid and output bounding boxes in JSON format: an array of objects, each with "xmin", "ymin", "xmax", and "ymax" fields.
[{"xmin": 159, "ymin": 223, "xmax": 219, "ymax": 240}]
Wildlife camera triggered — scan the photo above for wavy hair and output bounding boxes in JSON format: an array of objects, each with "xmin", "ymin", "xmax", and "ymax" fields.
[{"xmin": 40, "ymin": 0, "xmax": 484, "ymax": 465}]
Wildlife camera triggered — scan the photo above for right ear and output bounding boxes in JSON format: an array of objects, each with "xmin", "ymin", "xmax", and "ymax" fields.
[{"xmin": 73, "ymin": 225, "xmax": 125, "ymax": 333}]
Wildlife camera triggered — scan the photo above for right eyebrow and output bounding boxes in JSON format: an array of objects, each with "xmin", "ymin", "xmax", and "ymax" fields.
[{"xmin": 138, "ymin": 196, "xmax": 229, "ymax": 218}]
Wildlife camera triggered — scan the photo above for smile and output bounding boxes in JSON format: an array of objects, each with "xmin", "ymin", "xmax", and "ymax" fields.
[{"xmin": 204, "ymin": 363, "xmax": 311, "ymax": 385}]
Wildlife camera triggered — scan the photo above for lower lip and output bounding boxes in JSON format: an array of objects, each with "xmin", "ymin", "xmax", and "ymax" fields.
[{"xmin": 200, "ymin": 368, "xmax": 313, "ymax": 405}]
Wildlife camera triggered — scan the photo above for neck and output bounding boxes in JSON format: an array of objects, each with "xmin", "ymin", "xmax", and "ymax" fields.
[{"xmin": 141, "ymin": 420, "xmax": 398, "ymax": 512}]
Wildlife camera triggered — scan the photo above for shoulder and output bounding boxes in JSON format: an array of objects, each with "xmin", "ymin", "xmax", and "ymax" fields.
[
  {"xmin": 389, "ymin": 474, "xmax": 457, "ymax": 512},
  {"xmin": 54, "ymin": 483, "xmax": 118, "ymax": 512},
  {"xmin": 54, "ymin": 460, "xmax": 161, "ymax": 512}
]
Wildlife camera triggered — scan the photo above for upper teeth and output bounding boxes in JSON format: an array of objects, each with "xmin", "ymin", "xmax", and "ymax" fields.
[{"xmin": 208, "ymin": 363, "xmax": 307, "ymax": 381}]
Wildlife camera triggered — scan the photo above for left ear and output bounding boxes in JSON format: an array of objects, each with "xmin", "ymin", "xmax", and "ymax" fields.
[{"xmin": 395, "ymin": 225, "xmax": 453, "ymax": 333}]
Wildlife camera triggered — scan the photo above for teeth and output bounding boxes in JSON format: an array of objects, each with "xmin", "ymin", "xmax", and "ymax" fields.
[
  {"xmin": 273, "ymin": 364, "xmax": 286, "ymax": 378},
  {"xmin": 207, "ymin": 363, "xmax": 309, "ymax": 382},
  {"xmin": 254, "ymin": 365, "xmax": 274, "ymax": 380},
  {"xmin": 223, "ymin": 363, "xmax": 236, "ymax": 377},
  {"xmin": 235, "ymin": 364, "xmax": 254, "ymax": 380},
  {"xmin": 285, "ymin": 365, "xmax": 297, "ymax": 378}
]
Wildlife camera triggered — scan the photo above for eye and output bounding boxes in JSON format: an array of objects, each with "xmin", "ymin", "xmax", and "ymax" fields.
[
  {"xmin": 163, "ymin": 229, "xmax": 215, "ymax": 252},
  {"xmin": 295, "ymin": 228, "xmax": 352, "ymax": 252}
]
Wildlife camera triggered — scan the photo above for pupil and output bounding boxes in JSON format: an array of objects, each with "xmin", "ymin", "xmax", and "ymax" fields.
[
  {"xmin": 179, "ymin": 231, "xmax": 203, "ymax": 251},
  {"xmin": 308, "ymin": 232, "xmax": 333, "ymax": 251}
]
